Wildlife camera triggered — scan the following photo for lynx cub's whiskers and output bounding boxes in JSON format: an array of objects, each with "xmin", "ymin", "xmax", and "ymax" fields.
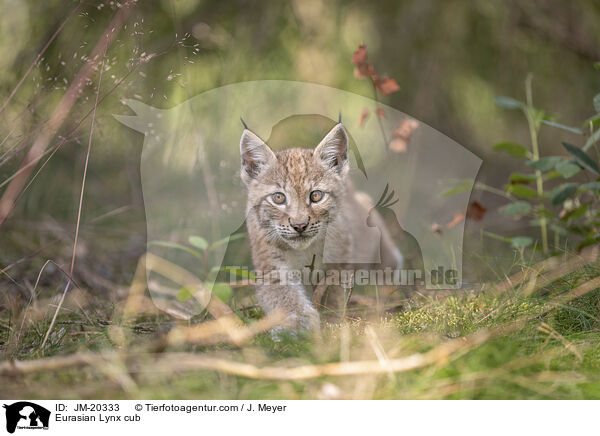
[{"xmin": 240, "ymin": 122, "xmax": 402, "ymax": 332}]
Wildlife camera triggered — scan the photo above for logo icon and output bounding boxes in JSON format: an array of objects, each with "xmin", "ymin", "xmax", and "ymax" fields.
[
  {"xmin": 115, "ymin": 80, "xmax": 481, "ymax": 318},
  {"xmin": 3, "ymin": 402, "xmax": 50, "ymax": 434}
]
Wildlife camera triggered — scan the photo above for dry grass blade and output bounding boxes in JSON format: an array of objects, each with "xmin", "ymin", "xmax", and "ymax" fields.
[
  {"xmin": 143, "ymin": 253, "xmax": 235, "ymax": 319},
  {"xmin": 557, "ymin": 273, "xmax": 600, "ymax": 301},
  {"xmin": 495, "ymin": 245, "xmax": 599, "ymax": 294},
  {"xmin": 165, "ymin": 309, "xmax": 286, "ymax": 347},
  {"xmin": 0, "ymin": 0, "xmax": 136, "ymax": 227},
  {"xmin": 0, "ymin": 329, "xmax": 491, "ymax": 380},
  {"xmin": 537, "ymin": 322, "xmax": 583, "ymax": 361},
  {"xmin": 39, "ymin": 39, "xmax": 109, "ymax": 352},
  {"xmin": 4, "ymin": 268, "xmax": 600, "ymax": 380},
  {"xmin": 0, "ymin": 2, "xmax": 81, "ymax": 116}
]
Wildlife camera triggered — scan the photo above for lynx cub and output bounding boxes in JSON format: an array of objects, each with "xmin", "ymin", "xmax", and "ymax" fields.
[{"xmin": 240, "ymin": 123, "xmax": 402, "ymax": 330}]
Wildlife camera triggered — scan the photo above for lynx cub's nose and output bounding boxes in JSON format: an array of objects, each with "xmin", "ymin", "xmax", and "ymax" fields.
[{"xmin": 289, "ymin": 218, "xmax": 310, "ymax": 234}]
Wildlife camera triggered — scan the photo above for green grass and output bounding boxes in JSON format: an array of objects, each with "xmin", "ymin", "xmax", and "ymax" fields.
[{"xmin": 1, "ymin": 262, "xmax": 600, "ymax": 400}]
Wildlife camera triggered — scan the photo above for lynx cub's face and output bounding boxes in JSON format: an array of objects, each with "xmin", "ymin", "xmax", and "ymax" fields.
[{"xmin": 240, "ymin": 124, "xmax": 349, "ymax": 251}]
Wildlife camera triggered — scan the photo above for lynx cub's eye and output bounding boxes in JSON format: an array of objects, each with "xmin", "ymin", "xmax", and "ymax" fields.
[
  {"xmin": 310, "ymin": 190, "xmax": 324, "ymax": 203},
  {"xmin": 271, "ymin": 192, "xmax": 286, "ymax": 205}
]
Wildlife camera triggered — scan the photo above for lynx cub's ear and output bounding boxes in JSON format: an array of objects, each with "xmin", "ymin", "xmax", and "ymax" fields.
[
  {"xmin": 240, "ymin": 129, "xmax": 276, "ymax": 184},
  {"xmin": 314, "ymin": 123, "xmax": 349, "ymax": 174}
]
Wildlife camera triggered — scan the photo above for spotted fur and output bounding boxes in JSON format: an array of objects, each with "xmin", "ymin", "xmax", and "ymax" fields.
[{"xmin": 240, "ymin": 123, "xmax": 401, "ymax": 331}]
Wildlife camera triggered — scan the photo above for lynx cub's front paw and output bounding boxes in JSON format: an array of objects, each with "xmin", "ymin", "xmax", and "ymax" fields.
[
  {"xmin": 270, "ymin": 306, "xmax": 320, "ymax": 341},
  {"xmin": 288, "ymin": 304, "xmax": 321, "ymax": 331},
  {"xmin": 257, "ymin": 284, "xmax": 321, "ymax": 333}
]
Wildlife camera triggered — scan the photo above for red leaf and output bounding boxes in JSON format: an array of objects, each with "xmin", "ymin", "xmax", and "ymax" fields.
[
  {"xmin": 389, "ymin": 137, "xmax": 407, "ymax": 153},
  {"xmin": 351, "ymin": 44, "xmax": 368, "ymax": 65},
  {"xmin": 445, "ymin": 212, "xmax": 465, "ymax": 229},
  {"xmin": 375, "ymin": 77, "xmax": 400, "ymax": 95},
  {"xmin": 393, "ymin": 119, "xmax": 419, "ymax": 139},
  {"xmin": 354, "ymin": 62, "xmax": 376, "ymax": 79},
  {"xmin": 352, "ymin": 44, "xmax": 400, "ymax": 92},
  {"xmin": 389, "ymin": 119, "xmax": 419, "ymax": 153},
  {"xmin": 358, "ymin": 108, "xmax": 370, "ymax": 127},
  {"xmin": 352, "ymin": 44, "xmax": 378, "ymax": 80},
  {"xmin": 375, "ymin": 107, "xmax": 385, "ymax": 118},
  {"xmin": 466, "ymin": 201, "xmax": 487, "ymax": 221}
]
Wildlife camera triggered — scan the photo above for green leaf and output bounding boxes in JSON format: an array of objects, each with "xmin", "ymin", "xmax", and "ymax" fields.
[
  {"xmin": 550, "ymin": 223, "xmax": 568, "ymax": 236},
  {"xmin": 550, "ymin": 183, "xmax": 578, "ymax": 205},
  {"xmin": 583, "ymin": 128, "xmax": 600, "ymax": 151},
  {"xmin": 581, "ymin": 181, "xmax": 600, "ymax": 190},
  {"xmin": 493, "ymin": 142, "xmax": 529, "ymax": 158},
  {"xmin": 207, "ymin": 282, "xmax": 232, "ymax": 302},
  {"xmin": 441, "ymin": 179, "xmax": 474, "ymax": 197},
  {"xmin": 576, "ymin": 234, "xmax": 600, "ymax": 251},
  {"xmin": 482, "ymin": 231, "xmax": 510, "ymax": 243},
  {"xmin": 510, "ymin": 236, "xmax": 533, "ymax": 249},
  {"xmin": 509, "ymin": 173, "xmax": 537, "ymax": 183},
  {"xmin": 561, "ymin": 204, "xmax": 588, "ymax": 221},
  {"xmin": 594, "ymin": 93, "xmax": 600, "ymax": 113},
  {"xmin": 528, "ymin": 217, "xmax": 546, "ymax": 227},
  {"xmin": 535, "ymin": 109, "xmax": 552, "ymax": 125},
  {"xmin": 149, "ymin": 241, "xmax": 203, "ymax": 260},
  {"xmin": 505, "ymin": 184, "xmax": 538, "ymax": 199},
  {"xmin": 499, "ymin": 201, "xmax": 532, "ymax": 217},
  {"xmin": 188, "ymin": 236, "xmax": 208, "ymax": 250},
  {"xmin": 582, "ymin": 112, "xmax": 600, "ymax": 129},
  {"xmin": 177, "ymin": 286, "xmax": 194, "ymax": 302},
  {"xmin": 495, "ymin": 96, "xmax": 524, "ymax": 110},
  {"xmin": 540, "ymin": 120, "xmax": 584, "ymax": 135},
  {"xmin": 555, "ymin": 160, "xmax": 582, "ymax": 179},
  {"xmin": 442, "ymin": 186, "xmax": 470, "ymax": 197},
  {"xmin": 568, "ymin": 224, "xmax": 592, "ymax": 236},
  {"xmin": 221, "ymin": 266, "xmax": 256, "ymax": 280},
  {"xmin": 534, "ymin": 207, "xmax": 553, "ymax": 218},
  {"xmin": 544, "ymin": 170, "xmax": 563, "ymax": 181},
  {"xmin": 207, "ymin": 232, "xmax": 247, "ymax": 251},
  {"xmin": 562, "ymin": 142, "xmax": 600, "ymax": 174},
  {"xmin": 526, "ymin": 156, "xmax": 562, "ymax": 172}
]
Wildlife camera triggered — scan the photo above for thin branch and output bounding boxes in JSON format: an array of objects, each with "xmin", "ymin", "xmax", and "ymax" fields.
[{"xmin": 371, "ymin": 82, "xmax": 388, "ymax": 153}]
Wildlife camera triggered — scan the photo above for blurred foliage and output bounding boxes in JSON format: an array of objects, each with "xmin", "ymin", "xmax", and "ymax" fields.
[
  {"xmin": 0, "ymin": 2, "xmax": 596, "ymax": 221},
  {"xmin": 1, "ymin": 0, "xmax": 600, "ymax": 400},
  {"xmin": 447, "ymin": 79, "xmax": 600, "ymax": 255}
]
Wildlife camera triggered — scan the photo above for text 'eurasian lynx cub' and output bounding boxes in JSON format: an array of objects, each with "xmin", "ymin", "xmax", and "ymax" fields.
[{"xmin": 240, "ymin": 123, "xmax": 402, "ymax": 331}]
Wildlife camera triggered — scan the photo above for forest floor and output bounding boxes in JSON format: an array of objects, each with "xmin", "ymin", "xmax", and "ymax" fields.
[{"xmin": 1, "ymin": 250, "xmax": 600, "ymax": 400}]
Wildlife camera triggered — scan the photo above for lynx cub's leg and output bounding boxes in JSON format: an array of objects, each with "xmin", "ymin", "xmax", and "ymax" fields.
[{"xmin": 256, "ymin": 282, "xmax": 320, "ymax": 331}]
